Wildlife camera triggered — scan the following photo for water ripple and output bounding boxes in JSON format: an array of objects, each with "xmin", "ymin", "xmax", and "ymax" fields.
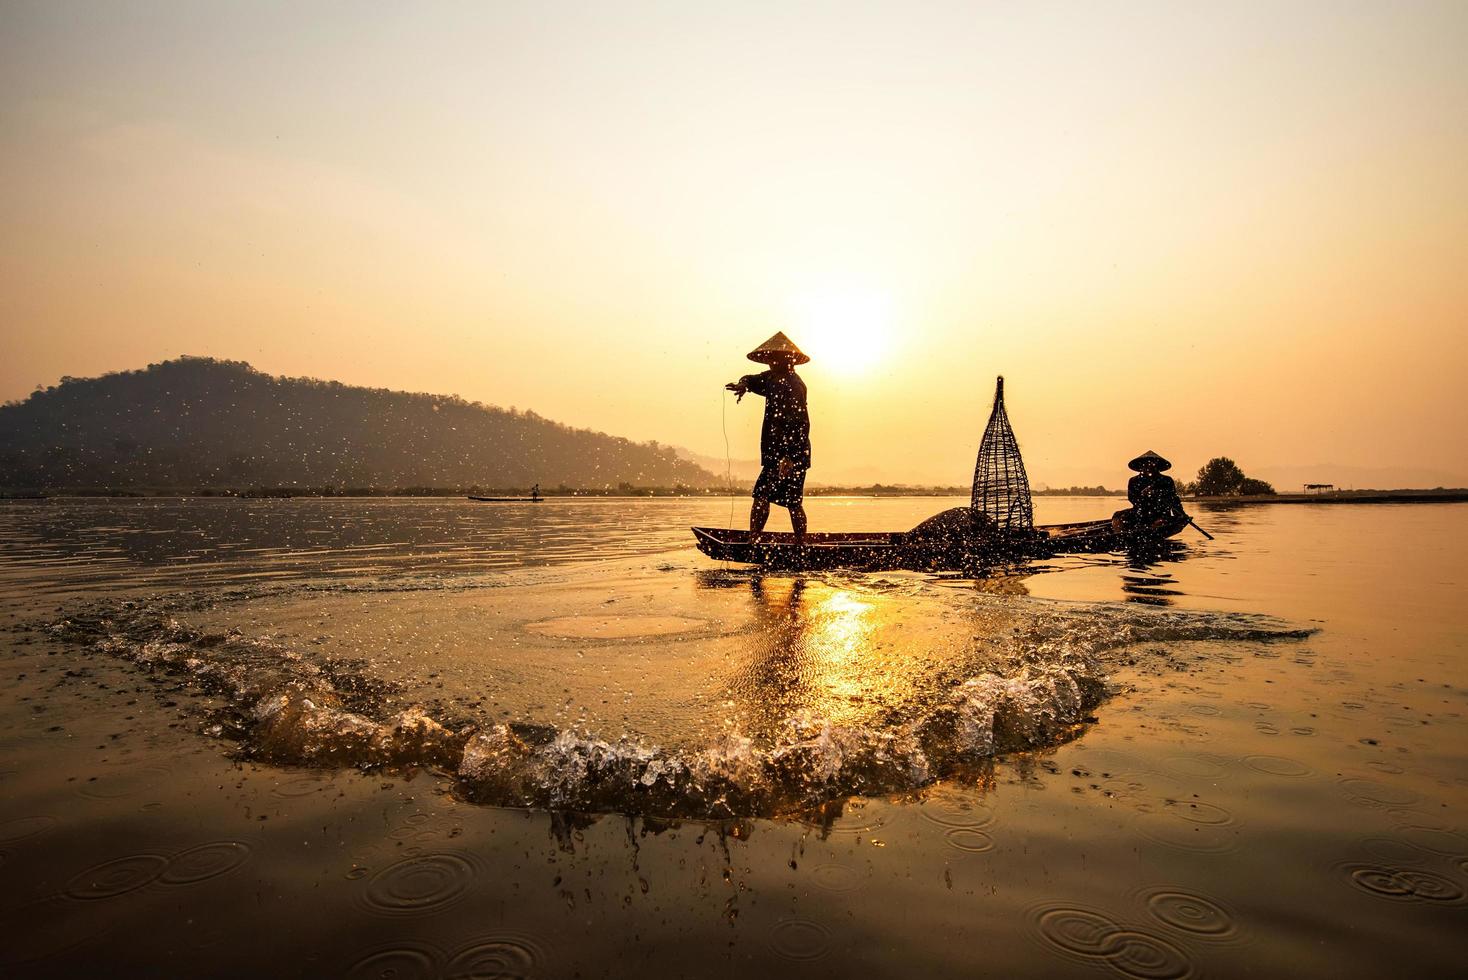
[
  {"xmin": 918, "ymin": 788, "xmax": 997, "ymax": 830},
  {"xmin": 359, "ymin": 852, "xmax": 477, "ymax": 917},
  {"xmin": 444, "ymin": 934, "xmax": 545, "ymax": 979},
  {"xmin": 1342, "ymin": 864, "xmax": 1465, "ymax": 903},
  {"xmin": 1168, "ymin": 801, "xmax": 1234, "ymax": 826},
  {"xmin": 1143, "ymin": 888, "xmax": 1239, "ymax": 941},
  {"xmin": 768, "ymin": 917, "xmax": 832, "ymax": 961},
  {"xmin": 1030, "ymin": 904, "xmax": 1193, "ymax": 979},
  {"xmin": 271, "ymin": 774, "xmax": 330, "ymax": 798},
  {"xmin": 64, "ymin": 853, "xmax": 169, "ymax": 900},
  {"xmin": 1338, "ymin": 777, "xmax": 1419, "ymax": 808},
  {"xmin": 0, "ymin": 815, "xmax": 57, "ymax": 844},
  {"xmin": 1135, "ymin": 811, "xmax": 1238, "ymax": 854},
  {"xmin": 808, "ymin": 863, "xmax": 862, "ymax": 893},
  {"xmin": 161, "ymin": 840, "xmax": 253, "ymax": 885},
  {"xmin": 944, "ymin": 828, "xmax": 995, "ymax": 853},
  {"xmin": 347, "ymin": 941, "xmax": 444, "ymax": 980},
  {"xmin": 1241, "ymin": 754, "xmax": 1313, "ymax": 778}
]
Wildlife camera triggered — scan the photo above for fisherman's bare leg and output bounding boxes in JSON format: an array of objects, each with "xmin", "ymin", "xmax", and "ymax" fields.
[
  {"xmin": 750, "ymin": 498, "xmax": 770, "ymax": 535},
  {"xmin": 789, "ymin": 503, "xmax": 807, "ymax": 539}
]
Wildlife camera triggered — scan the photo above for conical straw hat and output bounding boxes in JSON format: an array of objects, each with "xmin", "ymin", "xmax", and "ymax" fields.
[
  {"xmin": 1127, "ymin": 450, "xmax": 1172, "ymax": 472},
  {"xmin": 747, "ymin": 331, "xmax": 810, "ymax": 365}
]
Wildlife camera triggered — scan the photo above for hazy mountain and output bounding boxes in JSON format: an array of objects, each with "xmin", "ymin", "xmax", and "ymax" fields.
[
  {"xmin": 0, "ymin": 357, "xmax": 721, "ymax": 490},
  {"xmin": 673, "ymin": 446, "xmax": 761, "ymax": 483}
]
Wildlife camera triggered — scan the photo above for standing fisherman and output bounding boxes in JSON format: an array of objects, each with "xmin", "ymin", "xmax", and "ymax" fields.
[{"xmin": 726, "ymin": 332, "xmax": 811, "ymax": 539}]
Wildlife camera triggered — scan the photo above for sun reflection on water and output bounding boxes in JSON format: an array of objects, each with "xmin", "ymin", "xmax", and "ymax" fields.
[
  {"xmin": 727, "ymin": 577, "xmax": 931, "ymax": 737},
  {"xmin": 806, "ymin": 590, "xmax": 872, "ymax": 695}
]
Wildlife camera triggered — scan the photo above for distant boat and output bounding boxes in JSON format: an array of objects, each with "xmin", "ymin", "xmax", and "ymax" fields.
[{"xmin": 469, "ymin": 483, "xmax": 542, "ymax": 503}]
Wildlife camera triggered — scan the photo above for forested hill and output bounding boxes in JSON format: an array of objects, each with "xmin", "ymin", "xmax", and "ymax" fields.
[{"xmin": 0, "ymin": 357, "xmax": 720, "ymax": 491}]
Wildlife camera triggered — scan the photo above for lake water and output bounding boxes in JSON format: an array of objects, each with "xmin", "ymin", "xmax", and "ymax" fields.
[{"xmin": 1, "ymin": 496, "xmax": 1465, "ymax": 977}]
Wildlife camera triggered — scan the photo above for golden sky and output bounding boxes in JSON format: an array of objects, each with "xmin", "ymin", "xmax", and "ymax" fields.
[{"xmin": 3, "ymin": 2, "xmax": 1465, "ymax": 486}]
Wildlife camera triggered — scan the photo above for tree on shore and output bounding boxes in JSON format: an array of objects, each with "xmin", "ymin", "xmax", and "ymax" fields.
[
  {"xmin": 1193, "ymin": 457, "xmax": 1244, "ymax": 495},
  {"xmin": 1191, "ymin": 457, "xmax": 1275, "ymax": 496}
]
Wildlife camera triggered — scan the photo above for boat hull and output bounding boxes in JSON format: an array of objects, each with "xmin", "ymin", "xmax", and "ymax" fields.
[
  {"xmin": 692, "ymin": 528, "xmax": 908, "ymax": 570},
  {"xmin": 692, "ymin": 515, "xmax": 1189, "ymax": 569}
]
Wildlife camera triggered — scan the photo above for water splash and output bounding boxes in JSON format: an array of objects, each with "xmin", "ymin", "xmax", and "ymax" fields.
[{"xmin": 42, "ymin": 589, "xmax": 1313, "ymax": 819}]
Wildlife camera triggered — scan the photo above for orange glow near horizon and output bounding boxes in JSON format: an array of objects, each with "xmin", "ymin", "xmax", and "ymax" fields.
[{"xmin": 2, "ymin": 3, "xmax": 1466, "ymax": 487}]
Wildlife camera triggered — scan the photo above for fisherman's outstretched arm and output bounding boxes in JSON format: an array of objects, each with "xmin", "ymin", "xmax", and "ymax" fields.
[{"xmin": 725, "ymin": 371, "xmax": 771, "ymax": 398}]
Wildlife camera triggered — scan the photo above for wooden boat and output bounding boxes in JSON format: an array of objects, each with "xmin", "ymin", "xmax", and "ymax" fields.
[
  {"xmin": 691, "ymin": 514, "xmax": 1189, "ymax": 570},
  {"xmin": 693, "ymin": 527, "xmax": 905, "ymax": 570},
  {"xmin": 468, "ymin": 495, "xmax": 543, "ymax": 503},
  {"xmin": 1037, "ymin": 514, "xmax": 1190, "ymax": 554}
]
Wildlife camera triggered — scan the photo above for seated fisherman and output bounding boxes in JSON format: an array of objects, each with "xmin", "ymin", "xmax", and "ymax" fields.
[
  {"xmin": 726, "ymin": 332, "xmax": 811, "ymax": 539},
  {"xmin": 1114, "ymin": 450, "xmax": 1186, "ymax": 531}
]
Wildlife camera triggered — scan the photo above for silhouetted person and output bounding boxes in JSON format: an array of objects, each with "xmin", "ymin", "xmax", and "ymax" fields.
[
  {"xmin": 726, "ymin": 332, "xmax": 811, "ymax": 539},
  {"xmin": 1114, "ymin": 450, "xmax": 1186, "ymax": 532}
]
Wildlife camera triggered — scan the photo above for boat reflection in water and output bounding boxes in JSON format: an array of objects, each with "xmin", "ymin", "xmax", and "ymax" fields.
[
  {"xmin": 1117, "ymin": 543, "xmax": 1188, "ymax": 606},
  {"xmin": 1119, "ymin": 570, "xmax": 1184, "ymax": 606}
]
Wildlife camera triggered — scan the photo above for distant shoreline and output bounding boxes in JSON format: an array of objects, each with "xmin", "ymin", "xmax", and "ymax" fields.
[
  {"xmin": 0, "ymin": 483, "xmax": 1123, "ymax": 500},
  {"xmin": 1189, "ymin": 489, "xmax": 1468, "ymax": 505},
  {"xmin": 0, "ymin": 486, "xmax": 990, "ymax": 500},
  {"xmin": 2, "ymin": 486, "xmax": 1465, "ymax": 503}
]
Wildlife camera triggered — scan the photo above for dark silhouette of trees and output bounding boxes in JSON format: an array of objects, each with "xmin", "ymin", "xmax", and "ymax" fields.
[
  {"xmin": 0, "ymin": 356, "xmax": 719, "ymax": 490},
  {"xmin": 1193, "ymin": 457, "xmax": 1245, "ymax": 495},
  {"xmin": 1191, "ymin": 457, "xmax": 1275, "ymax": 496}
]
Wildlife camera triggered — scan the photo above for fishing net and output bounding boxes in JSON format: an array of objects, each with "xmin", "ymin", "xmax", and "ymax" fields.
[{"xmin": 971, "ymin": 376, "xmax": 1034, "ymax": 532}]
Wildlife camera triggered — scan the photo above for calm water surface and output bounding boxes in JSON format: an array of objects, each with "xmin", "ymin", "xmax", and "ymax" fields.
[{"xmin": 1, "ymin": 497, "xmax": 1464, "ymax": 977}]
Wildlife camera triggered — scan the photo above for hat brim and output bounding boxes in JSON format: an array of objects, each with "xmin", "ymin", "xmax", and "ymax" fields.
[
  {"xmin": 1128, "ymin": 455, "xmax": 1172, "ymax": 472},
  {"xmin": 748, "ymin": 350, "xmax": 809, "ymax": 365}
]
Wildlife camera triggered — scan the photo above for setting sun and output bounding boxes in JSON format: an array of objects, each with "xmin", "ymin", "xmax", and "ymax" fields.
[{"xmin": 787, "ymin": 285, "xmax": 895, "ymax": 375}]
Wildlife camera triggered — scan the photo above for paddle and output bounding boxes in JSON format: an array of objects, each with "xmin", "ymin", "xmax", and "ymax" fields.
[{"xmin": 1185, "ymin": 516, "xmax": 1215, "ymax": 540}]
